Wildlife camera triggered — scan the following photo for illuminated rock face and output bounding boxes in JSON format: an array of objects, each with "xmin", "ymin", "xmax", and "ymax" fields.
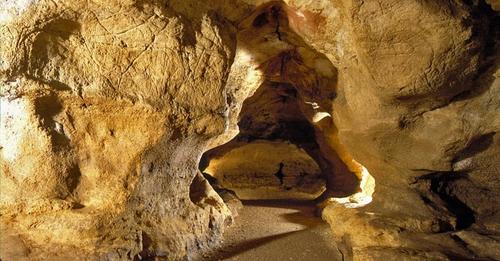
[
  {"xmin": 1, "ymin": 0, "xmax": 499, "ymax": 260},
  {"xmin": 203, "ymin": 140, "xmax": 326, "ymax": 200},
  {"xmin": 0, "ymin": 1, "xmax": 235, "ymax": 260}
]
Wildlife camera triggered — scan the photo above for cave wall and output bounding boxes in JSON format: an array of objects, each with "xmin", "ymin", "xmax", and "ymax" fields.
[
  {"xmin": 0, "ymin": 0, "xmax": 499, "ymax": 260},
  {"xmin": 0, "ymin": 1, "xmax": 237, "ymax": 259},
  {"xmin": 322, "ymin": 1, "xmax": 500, "ymax": 259}
]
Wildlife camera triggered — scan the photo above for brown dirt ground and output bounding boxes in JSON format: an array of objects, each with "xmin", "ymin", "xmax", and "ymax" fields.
[{"xmin": 200, "ymin": 200, "xmax": 343, "ymax": 261}]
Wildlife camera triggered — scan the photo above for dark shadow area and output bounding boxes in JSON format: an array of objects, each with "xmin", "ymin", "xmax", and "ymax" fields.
[
  {"xmin": 189, "ymin": 172, "xmax": 208, "ymax": 205},
  {"xmin": 33, "ymin": 94, "xmax": 69, "ymax": 148},
  {"xmin": 413, "ymin": 172, "xmax": 476, "ymax": 231},
  {"xmin": 453, "ymin": 132, "xmax": 495, "ymax": 163}
]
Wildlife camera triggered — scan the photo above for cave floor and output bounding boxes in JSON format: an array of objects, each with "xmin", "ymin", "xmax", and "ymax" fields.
[{"xmin": 201, "ymin": 200, "xmax": 343, "ymax": 261}]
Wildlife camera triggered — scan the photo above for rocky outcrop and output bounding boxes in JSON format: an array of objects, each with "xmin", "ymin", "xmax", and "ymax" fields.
[{"xmin": 1, "ymin": 0, "xmax": 499, "ymax": 260}]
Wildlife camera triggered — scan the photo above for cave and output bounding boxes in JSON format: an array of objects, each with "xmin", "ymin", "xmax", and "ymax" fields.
[
  {"xmin": 197, "ymin": 3, "xmax": 373, "ymax": 205},
  {"xmin": 199, "ymin": 80, "xmax": 333, "ymax": 200},
  {"xmin": 1, "ymin": 0, "xmax": 499, "ymax": 260},
  {"xmin": 192, "ymin": 6, "xmax": 376, "ymax": 255},
  {"xmin": 198, "ymin": 80, "xmax": 362, "ymax": 202},
  {"xmin": 194, "ymin": 74, "xmax": 373, "ymax": 258}
]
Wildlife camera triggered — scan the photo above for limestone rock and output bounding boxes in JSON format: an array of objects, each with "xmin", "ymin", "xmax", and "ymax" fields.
[
  {"xmin": 203, "ymin": 140, "xmax": 326, "ymax": 200},
  {"xmin": 1, "ymin": 0, "xmax": 236, "ymax": 260},
  {"xmin": 317, "ymin": 0, "xmax": 500, "ymax": 259},
  {"xmin": 0, "ymin": 0, "xmax": 499, "ymax": 260}
]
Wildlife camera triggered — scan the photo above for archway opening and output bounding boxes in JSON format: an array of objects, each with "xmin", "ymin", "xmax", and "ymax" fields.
[
  {"xmin": 192, "ymin": 4, "xmax": 376, "ymax": 259},
  {"xmin": 197, "ymin": 1, "xmax": 375, "ymax": 205},
  {"xmin": 200, "ymin": 80, "xmax": 332, "ymax": 200}
]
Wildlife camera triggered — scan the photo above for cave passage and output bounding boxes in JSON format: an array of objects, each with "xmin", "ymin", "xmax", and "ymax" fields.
[
  {"xmin": 198, "ymin": 79, "xmax": 366, "ymax": 204},
  {"xmin": 199, "ymin": 80, "xmax": 335, "ymax": 201},
  {"xmin": 197, "ymin": 2, "xmax": 373, "ymax": 205},
  {"xmin": 195, "ymin": 78, "xmax": 365, "ymax": 260}
]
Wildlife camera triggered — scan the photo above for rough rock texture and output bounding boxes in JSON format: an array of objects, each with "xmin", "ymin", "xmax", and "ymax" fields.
[
  {"xmin": 1, "ymin": 0, "xmax": 499, "ymax": 260},
  {"xmin": 1, "ymin": 1, "xmax": 236, "ymax": 260},
  {"xmin": 203, "ymin": 140, "xmax": 326, "ymax": 200},
  {"xmin": 315, "ymin": 0, "xmax": 500, "ymax": 260}
]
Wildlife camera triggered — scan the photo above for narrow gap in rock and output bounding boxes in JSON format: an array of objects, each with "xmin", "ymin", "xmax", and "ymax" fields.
[
  {"xmin": 429, "ymin": 173, "xmax": 476, "ymax": 230},
  {"xmin": 414, "ymin": 172, "xmax": 476, "ymax": 231}
]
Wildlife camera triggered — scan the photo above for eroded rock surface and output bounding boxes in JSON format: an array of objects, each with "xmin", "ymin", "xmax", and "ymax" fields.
[
  {"xmin": 1, "ymin": 0, "xmax": 499, "ymax": 260},
  {"xmin": 203, "ymin": 140, "xmax": 326, "ymax": 200},
  {"xmin": 1, "ymin": 1, "xmax": 236, "ymax": 260},
  {"xmin": 315, "ymin": 0, "xmax": 500, "ymax": 259}
]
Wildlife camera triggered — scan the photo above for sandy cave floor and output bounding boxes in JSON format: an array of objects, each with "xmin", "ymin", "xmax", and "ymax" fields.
[{"xmin": 200, "ymin": 200, "xmax": 343, "ymax": 261}]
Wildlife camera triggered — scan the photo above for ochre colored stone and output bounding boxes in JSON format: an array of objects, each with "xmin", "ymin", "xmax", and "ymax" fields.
[
  {"xmin": 1, "ymin": 0, "xmax": 499, "ymax": 260},
  {"xmin": 204, "ymin": 140, "xmax": 326, "ymax": 200}
]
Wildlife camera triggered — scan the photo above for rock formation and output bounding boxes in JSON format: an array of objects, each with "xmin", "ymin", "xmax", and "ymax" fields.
[
  {"xmin": 0, "ymin": 0, "xmax": 498, "ymax": 260},
  {"xmin": 203, "ymin": 140, "xmax": 326, "ymax": 200}
]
